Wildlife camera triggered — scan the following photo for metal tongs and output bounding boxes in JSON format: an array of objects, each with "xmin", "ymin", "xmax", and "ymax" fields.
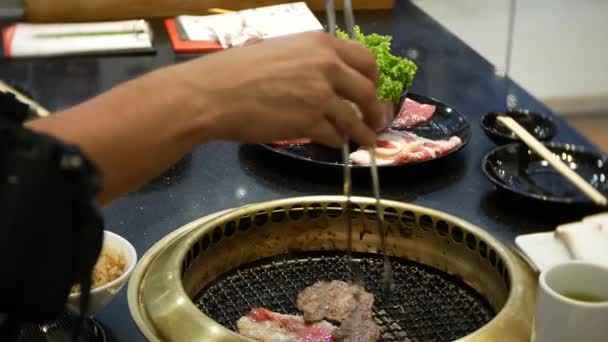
[{"xmin": 324, "ymin": 0, "xmax": 393, "ymax": 296}]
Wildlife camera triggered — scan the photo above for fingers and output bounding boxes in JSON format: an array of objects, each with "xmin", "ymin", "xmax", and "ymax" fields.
[
  {"xmin": 308, "ymin": 119, "xmax": 345, "ymax": 148},
  {"xmin": 325, "ymin": 97, "xmax": 376, "ymax": 147},
  {"xmin": 333, "ymin": 39, "xmax": 380, "ymax": 85},
  {"xmin": 325, "ymin": 64, "xmax": 385, "ymax": 132}
]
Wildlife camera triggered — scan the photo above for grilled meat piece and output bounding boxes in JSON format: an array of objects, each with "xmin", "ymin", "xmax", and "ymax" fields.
[
  {"xmin": 237, "ymin": 307, "xmax": 337, "ymax": 342},
  {"xmin": 297, "ymin": 280, "xmax": 374, "ymax": 322},
  {"xmin": 297, "ymin": 280, "xmax": 379, "ymax": 341},
  {"xmin": 333, "ymin": 308, "xmax": 380, "ymax": 342}
]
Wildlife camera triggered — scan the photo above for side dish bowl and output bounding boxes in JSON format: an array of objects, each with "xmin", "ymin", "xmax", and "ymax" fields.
[
  {"xmin": 67, "ymin": 230, "xmax": 137, "ymax": 316},
  {"xmin": 481, "ymin": 110, "xmax": 557, "ymax": 145}
]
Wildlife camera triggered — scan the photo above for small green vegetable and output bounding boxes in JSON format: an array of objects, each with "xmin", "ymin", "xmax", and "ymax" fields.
[{"xmin": 337, "ymin": 26, "xmax": 417, "ymax": 103}]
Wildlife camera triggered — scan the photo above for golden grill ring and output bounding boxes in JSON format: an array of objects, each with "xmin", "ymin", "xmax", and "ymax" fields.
[{"xmin": 128, "ymin": 196, "xmax": 536, "ymax": 341}]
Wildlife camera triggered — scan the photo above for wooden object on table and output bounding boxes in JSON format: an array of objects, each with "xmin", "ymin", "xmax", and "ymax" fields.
[
  {"xmin": 497, "ymin": 115, "xmax": 607, "ymax": 206},
  {"xmin": 25, "ymin": 0, "xmax": 395, "ymax": 22}
]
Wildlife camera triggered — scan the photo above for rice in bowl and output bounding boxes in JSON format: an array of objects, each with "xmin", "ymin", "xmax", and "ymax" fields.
[{"xmin": 71, "ymin": 247, "xmax": 127, "ymax": 293}]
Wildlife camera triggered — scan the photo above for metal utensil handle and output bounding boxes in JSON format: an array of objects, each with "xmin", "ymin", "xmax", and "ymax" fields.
[
  {"xmin": 326, "ymin": 0, "xmax": 360, "ymax": 280},
  {"xmin": 343, "ymin": 0, "xmax": 393, "ymax": 294},
  {"xmin": 343, "ymin": 0, "xmax": 356, "ymax": 38},
  {"xmin": 324, "ymin": 0, "xmax": 336, "ymax": 36},
  {"xmin": 504, "ymin": 0, "xmax": 517, "ymax": 110}
]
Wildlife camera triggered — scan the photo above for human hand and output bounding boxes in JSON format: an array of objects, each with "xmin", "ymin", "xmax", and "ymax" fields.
[{"xmin": 174, "ymin": 32, "xmax": 387, "ymax": 147}]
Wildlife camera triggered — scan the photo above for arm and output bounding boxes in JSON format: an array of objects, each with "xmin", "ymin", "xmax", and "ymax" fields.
[
  {"xmin": 26, "ymin": 68, "xmax": 206, "ymax": 204},
  {"xmin": 26, "ymin": 32, "xmax": 386, "ymax": 205}
]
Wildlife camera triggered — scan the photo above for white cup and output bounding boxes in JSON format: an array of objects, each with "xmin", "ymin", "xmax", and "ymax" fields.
[{"xmin": 532, "ymin": 261, "xmax": 608, "ymax": 342}]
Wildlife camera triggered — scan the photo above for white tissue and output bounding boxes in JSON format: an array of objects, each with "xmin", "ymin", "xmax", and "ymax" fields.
[{"xmin": 177, "ymin": 2, "xmax": 323, "ymax": 49}]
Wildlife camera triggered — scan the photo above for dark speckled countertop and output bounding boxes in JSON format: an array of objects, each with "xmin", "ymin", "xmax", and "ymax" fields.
[{"xmin": 0, "ymin": 1, "xmax": 604, "ymax": 340}]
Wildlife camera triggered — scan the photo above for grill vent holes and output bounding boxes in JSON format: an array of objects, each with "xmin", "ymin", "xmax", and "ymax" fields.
[
  {"xmin": 401, "ymin": 210, "xmax": 416, "ymax": 226},
  {"xmin": 271, "ymin": 207, "xmax": 286, "ymax": 222},
  {"xmin": 307, "ymin": 203, "xmax": 323, "ymax": 218},
  {"xmin": 478, "ymin": 240, "xmax": 487, "ymax": 258},
  {"xmin": 201, "ymin": 234, "xmax": 210, "ymax": 251},
  {"xmin": 384, "ymin": 207, "xmax": 398, "ymax": 223},
  {"xmin": 254, "ymin": 211, "xmax": 268, "ymax": 225},
  {"xmin": 419, "ymin": 215, "xmax": 433, "ymax": 230},
  {"xmin": 497, "ymin": 258, "xmax": 504, "ymax": 276},
  {"xmin": 451, "ymin": 226, "xmax": 464, "ymax": 243},
  {"xmin": 289, "ymin": 205, "xmax": 304, "ymax": 220},
  {"xmin": 239, "ymin": 216, "xmax": 251, "ymax": 231},
  {"xmin": 489, "ymin": 249, "xmax": 497, "ymax": 266},
  {"xmin": 184, "ymin": 234, "xmax": 210, "ymax": 274},
  {"xmin": 436, "ymin": 220, "xmax": 449, "ymax": 237},
  {"xmin": 192, "ymin": 242, "xmax": 200, "ymax": 260},
  {"xmin": 465, "ymin": 233, "xmax": 477, "ymax": 250},
  {"xmin": 185, "ymin": 250, "xmax": 192, "ymax": 271},
  {"xmin": 346, "ymin": 203, "xmax": 361, "ymax": 217},
  {"xmin": 189, "ymin": 202, "xmax": 515, "ymax": 293},
  {"xmin": 212, "ymin": 227, "xmax": 223, "ymax": 243},
  {"xmin": 326, "ymin": 202, "xmax": 342, "ymax": 217},
  {"xmin": 364, "ymin": 205, "xmax": 377, "ymax": 220},
  {"xmin": 225, "ymin": 221, "xmax": 236, "ymax": 237}
]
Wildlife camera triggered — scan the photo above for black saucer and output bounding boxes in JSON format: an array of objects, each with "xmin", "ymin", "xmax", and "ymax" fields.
[
  {"xmin": 481, "ymin": 110, "xmax": 557, "ymax": 145},
  {"xmin": 8, "ymin": 310, "xmax": 106, "ymax": 342},
  {"xmin": 482, "ymin": 142, "xmax": 608, "ymax": 205}
]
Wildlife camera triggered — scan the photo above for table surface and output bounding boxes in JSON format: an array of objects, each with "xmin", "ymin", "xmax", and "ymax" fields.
[{"xmin": 1, "ymin": 2, "xmax": 605, "ymax": 341}]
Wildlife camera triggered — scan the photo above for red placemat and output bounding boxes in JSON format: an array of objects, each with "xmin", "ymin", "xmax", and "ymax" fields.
[
  {"xmin": 2, "ymin": 24, "xmax": 17, "ymax": 57},
  {"xmin": 164, "ymin": 18, "xmax": 222, "ymax": 54}
]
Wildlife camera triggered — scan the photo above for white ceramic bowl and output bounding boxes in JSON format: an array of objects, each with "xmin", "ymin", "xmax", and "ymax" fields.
[{"xmin": 67, "ymin": 230, "xmax": 137, "ymax": 316}]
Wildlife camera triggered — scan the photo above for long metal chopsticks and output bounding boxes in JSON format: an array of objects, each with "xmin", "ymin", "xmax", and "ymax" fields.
[{"xmin": 324, "ymin": 0, "xmax": 393, "ymax": 294}]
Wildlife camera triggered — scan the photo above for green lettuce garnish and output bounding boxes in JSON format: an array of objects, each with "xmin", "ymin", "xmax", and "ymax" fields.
[{"xmin": 337, "ymin": 26, "xmax": 417, "ymax": 103}]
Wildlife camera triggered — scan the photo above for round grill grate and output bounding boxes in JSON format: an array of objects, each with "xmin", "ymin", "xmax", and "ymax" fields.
[{"xmin": 195, "ymin": 251, "xmax": 495, "ymax": 342}]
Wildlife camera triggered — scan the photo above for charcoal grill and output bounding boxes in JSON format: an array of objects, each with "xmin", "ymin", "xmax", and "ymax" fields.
[{"xmin": 128, "ymin": 196, "xmax": 536, "ymax": 341}]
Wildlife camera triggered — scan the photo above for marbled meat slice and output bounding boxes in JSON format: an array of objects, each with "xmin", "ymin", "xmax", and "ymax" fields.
[
  {"xmin": 272, "ymin": 138, "xmax": 312, "ymax": 146},
  {"xmin": 373, "ymin": 131, "xmax": 408, "ymax": 158},
  {"xmin": 391, "ymin": 98, "xmax": 436, "ymax": 128},
  {"xmin": 297, "ymin": 280, "xmax": 379, "ymax": 342},
  {"xmin": 297, "ymin": 280, "xmax": 374, "ymax": 323},
  {"xmin": 350, "ymin": 129, "xmax": 462, "ymax": 166},
  {"xmin": 349, "ymin": 150, "xmax": 394, "ymax": 166},
  {"xmin": 237, "ymin": 307, "xmax": 337, "ymax": 342}
]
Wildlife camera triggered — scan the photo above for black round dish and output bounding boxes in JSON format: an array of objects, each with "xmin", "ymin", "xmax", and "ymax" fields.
[
  {"xmin": 480, "ymin": 111, "xmax": 557, "ymax": 145},
  {"xmin": 482, "ymin": 142, "xmax": 608, "ymax": 205},
  {"xmin": 261, "ymin": 93, "xmax": 471, "ymax": 168},
  {"xmin": 9, "ymin": 310, "xmax": 106, "ymax": 342}
]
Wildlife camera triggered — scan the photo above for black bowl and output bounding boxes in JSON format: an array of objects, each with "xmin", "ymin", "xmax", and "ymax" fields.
[
  {"xmin": 482, "ymin": 142, "xmax": 608, "ymax": 205},
  {"xmin": 480, "ymin": 111, "xmax": 557, "ymax": 145}
]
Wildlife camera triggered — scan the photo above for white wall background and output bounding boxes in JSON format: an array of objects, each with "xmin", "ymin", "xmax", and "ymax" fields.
[{"xmin": 412, "ymin": 0, "xmax": 608, "ymax": 115}]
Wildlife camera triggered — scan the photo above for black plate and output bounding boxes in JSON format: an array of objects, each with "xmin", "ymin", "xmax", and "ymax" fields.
[
  {"xmin": 480, "ymin": 110, "xmax": 557, "ymax": 145},
  {"xmin": 482, "ymin": 142, "xmax": 608, "ymax": 205},
  {"xmin": 261, "ymin": 93, "xmax": 471, "ymax": 168}
]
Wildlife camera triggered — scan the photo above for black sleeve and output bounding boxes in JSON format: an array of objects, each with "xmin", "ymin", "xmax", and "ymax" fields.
[{"xmin": 0, "ymin": 91, "xmax": 104, "ymax": 326}]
